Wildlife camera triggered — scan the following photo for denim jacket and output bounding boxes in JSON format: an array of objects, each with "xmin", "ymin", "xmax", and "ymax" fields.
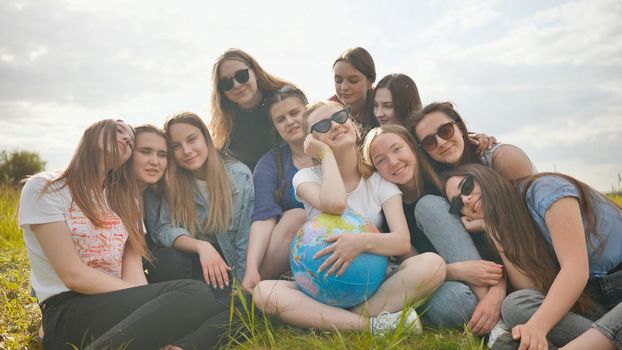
[{"xmin": 144, "ymin": 160, "xmax": 254, "ymax": 280}]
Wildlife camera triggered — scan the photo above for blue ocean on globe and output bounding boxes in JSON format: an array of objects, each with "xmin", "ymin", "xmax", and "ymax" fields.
[{"xmin": 290, "ymin": 210, "xmax": 388, "ymax": 308}]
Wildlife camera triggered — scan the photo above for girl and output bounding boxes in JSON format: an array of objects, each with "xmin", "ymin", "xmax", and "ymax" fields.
[
  {"xmin": 242, "ymin": 86, "xmax": 311, "ymax": 292},
  {"xmin": 209, "ymin": 48, "xmax": 291, "ymax": 170},
  {"xmin": 252, "ymin": 101, "xmax": 445, "ymax": 334},
  {"xmin": 363, "ymin": 125, "xmax": 505, "ymax": 334},
  {"xmin": 145, "ymin": 112, "xmax": 253, "ymax": 290},
  {"xmin": 407, "ymin": 101, "xmax": 536, "ymax": 335},
  {"xmin": 131, "ymin": 124, "xmax": 169, "ymax": 203},
  {"xmin": 19, "ymin": 119, "xmax": 221, "ymax": 349},
  {"xmin": 410, "ymin": 101, "xmax": 534, "ymax": 183},
  {"xmin": 331, "ymin": 47, "xmax": 378, "ymax": 129},
  {"xmin": 373, "ymin": 73, "xmax": 422, "ymax": 126},
  {"xmin": 444, "ymin": 164, "xmax": 622, "ymax": 350}
]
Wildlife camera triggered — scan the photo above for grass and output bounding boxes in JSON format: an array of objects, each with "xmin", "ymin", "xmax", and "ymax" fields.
[
  {"xmin": 0, "ymin": 185, "xmax": 42, "ymax": 350},
  {"xmin": 2, "ymin": 183, "xmax": 620, "ymax": 350}
]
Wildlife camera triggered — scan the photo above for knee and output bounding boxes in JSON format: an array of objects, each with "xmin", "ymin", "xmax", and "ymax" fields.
[
  {"xmin": 501, "ymin": 289, "xmax": 544, "ymax": 328},
  {"xmin": 421, "ymin": 281, "xmax": 478, "ymax": 328},
  {"xmin": 252, "ymin": 280, "xmax": 279, "ymax": 314},
  {"xmin": 402, "ymin": 253, "xmax": 446, "ymax": 290},
  {"xmin": 174, "ymin": 279, "xmax": 215, "ymax": 314},
  {"xmin": 414, "ymin": 195, "xmax": 450, "ymax": 222}
]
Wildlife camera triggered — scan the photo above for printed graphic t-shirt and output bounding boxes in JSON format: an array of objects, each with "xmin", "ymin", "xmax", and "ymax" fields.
[{"xmin": 19, "ymin": 172, "xmax": 129, "ymax": 302}]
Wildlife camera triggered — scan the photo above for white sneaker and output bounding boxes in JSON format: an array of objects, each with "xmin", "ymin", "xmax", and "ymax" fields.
[
  {"xmin": 369, "ymin": 307, "xmax": 423, "ymax": 336},
  {"xmin": 487, "ymin": 320, "xmax": 510, "ymax": 348}
]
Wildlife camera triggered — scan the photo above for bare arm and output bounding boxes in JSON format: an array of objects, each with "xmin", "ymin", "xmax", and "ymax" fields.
[
  {"xmin": 522, "ymin": 197, "xmax": 589, "ymax": 333},
  {"xmin": 492, "ymin": 144, "xmax": 535, "ymax": 180},
  {"xmin": 32, "ymin": 222, "xmax": 138, "ymax": 294},
  {"xmin": 121, "ymin": 240, "xmax": 148, "ymax": 285},
  {"xmin": 298, "ymin": 135, "xmax": 346, "ymax": 214}
]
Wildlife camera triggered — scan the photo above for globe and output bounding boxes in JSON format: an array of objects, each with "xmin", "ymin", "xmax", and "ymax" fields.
[{"xmin": 290, "ymin": 210, "xmax": 388, "ymax": 308}]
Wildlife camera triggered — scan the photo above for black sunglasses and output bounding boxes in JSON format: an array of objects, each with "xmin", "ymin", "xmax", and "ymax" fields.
[
  {"xmin": 449, "ymin": 175, "xmax": 475, "ymax": 214},
  {"xmin": 418, "ymin": 121, "xmax": 457, "ymax": 152},
  {"xmin": 218, "ymin": 68, "xmax": 250, "ymax": 92},
  {"xmin": 310, "ymin": 108, "xmax": 350, "ymax": 134}
]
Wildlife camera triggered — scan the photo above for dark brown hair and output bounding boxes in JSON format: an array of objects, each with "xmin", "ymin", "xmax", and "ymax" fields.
[
  {"xmin": 375, "ymin": 73, "xmax": 422, "ymax": 126},
  {"xmin": 443, "ymin": 164, "xmax": 621, "ymax": 312},
  {"xmin": 409, "ymin": 102, "xmax": 481, "ymax": 190},
  {"xmin": 264, "ymin": 86, "xmax": 309, "ymax": 205},
  {"xmin": 333, "ymin": 47, "xmax": 377, "ymax": 127}
]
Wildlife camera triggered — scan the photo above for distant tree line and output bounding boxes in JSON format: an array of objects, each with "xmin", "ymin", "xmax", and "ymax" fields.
[{"xmin": 0, "ymin": 150, "xmax": 46, "ymax": 186}]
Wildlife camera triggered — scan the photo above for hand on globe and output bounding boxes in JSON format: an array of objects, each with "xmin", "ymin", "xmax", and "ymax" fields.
[{"xmin": 314, "ymin": 232, "xmax": 368, "ymax": 277}]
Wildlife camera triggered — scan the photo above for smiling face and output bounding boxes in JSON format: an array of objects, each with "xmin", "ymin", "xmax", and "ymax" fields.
[
  {"xmin": 218, "ymin": 59, "xmax": 261, "ymax": 109},
  {"xmin": 307, "ymin": 104, "xmax": 357, "ymax": 151},
  {"xmin": 415, "ymin": 111, "xmax": 465, "ymax": 166},
  {"xmin": 132, "ymin": 131, "xmax": 168, "ymax": 187},
  {"xmin": 168, "ymin": 122, "xmax": 209, "ymax": 177},
  {"xmin": 333, "ymin": 61, "xmax": 370, "ymax": 108},
  {"xmin": 369, "ymin": 132, "xmax": 417, "ymax": 186},
  {"xmin": 445, "ymin": 175, "xmax": 484, "ymax": 219},
  {"xmin": 269, "ymin": 96, "xmax": 306, "ymax": 145},
  {"xmin": 373, "ymin": 88, "xmax": 397, "ymax": 125}
]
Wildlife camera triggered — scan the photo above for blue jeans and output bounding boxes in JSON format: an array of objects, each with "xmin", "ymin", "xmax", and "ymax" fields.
[
  {"xmin": 501, "ymin": 269, "xmax": 622, "ymax": 348},
  {"xmin": 414, "ymin": 195, "xmax": 482, "ymax": 328}
]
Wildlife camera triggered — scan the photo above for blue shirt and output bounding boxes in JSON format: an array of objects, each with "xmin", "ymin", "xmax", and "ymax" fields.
[
  {"xmin": 251, "ymin": 143, "xmax": 304, "ymax": 223},
  {"xmin": 144, "ymin": 160, "xmax": 254, "ymax": 280},
  {"xmin": 524, "ymin": 175, "xmax": 622, "ymax": 278}
]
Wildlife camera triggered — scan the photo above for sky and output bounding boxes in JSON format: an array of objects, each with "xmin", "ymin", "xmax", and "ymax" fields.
[{"xmin": 1, "ymin": 0, "xmax": 621, "ymax": 191}]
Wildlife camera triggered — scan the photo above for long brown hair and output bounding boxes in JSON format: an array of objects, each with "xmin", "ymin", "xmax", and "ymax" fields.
[
  {"xmin": 375, "ymin": 73, "xmax": 422, "ymax": 126},
  {"xmin": 264, "ymin": 86, "xmax": 308, "ymax": 205},
  {"xmin": 409, "ymin": 102, "xmax": 481, "ymax": 184},
  {"xmin": 302, "ymin": 101, "xmax": 373, "ymax": 179},
  {"xmin": 362, "ymin": 124, "xmax": 442, "ymax": 194},
  {"xmin": 164, "ymin": 112, "xmax": 232, "ymax": 236},
  {"xmin": 209, "ymin": 48, "xmax": 291, "ymax": 150},
  {"xmin": 443, "ymin": 164, "xmax": 618, "ymax": 312},
  {"xmin": 48, "ymin": 119, "xmax": 148, "ymax": 258},
  {"xmin": 333, "ymin": 47, "xmax": 378, "ymax": 127}
]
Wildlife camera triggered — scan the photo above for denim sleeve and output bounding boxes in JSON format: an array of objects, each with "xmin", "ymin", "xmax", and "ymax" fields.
[
  {"xmin": 233, "ymin": 168, "xmax": 254, "ymax": 280},
  {"xmin": 144, "ymin": 189, "xmax": 191, "ymax": 248},
  {"xmin": 252, "ymin": 150, "xmax": 282, "ymax": 222},
  {"xmin": 526, "ymin": 175, "xmax": 581, "ymax": 217}
]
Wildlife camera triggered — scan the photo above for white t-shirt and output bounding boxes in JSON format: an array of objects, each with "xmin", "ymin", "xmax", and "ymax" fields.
[
  {"xmin": 18, "ymin": 172, "xmax": 129, "ymax": 303},
  {"xmin": 292, "ymin": 167, "xmax": 402, "ymax": 228}
]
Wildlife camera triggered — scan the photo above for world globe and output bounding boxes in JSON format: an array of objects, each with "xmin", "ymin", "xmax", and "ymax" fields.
[{"xmin": 290, "ymin": 210, "xmax": 388, "ymax": 308}]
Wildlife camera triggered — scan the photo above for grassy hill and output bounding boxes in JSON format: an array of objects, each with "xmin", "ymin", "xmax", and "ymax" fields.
[{"xmin": 2, "ymin": 185, "xmax": 620, "ymax": 350}]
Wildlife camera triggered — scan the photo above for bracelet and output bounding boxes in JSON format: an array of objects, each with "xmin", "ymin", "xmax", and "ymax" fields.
[{"xmin": 319, "ymin": 149, "xmax": 332, "ymax": 162}]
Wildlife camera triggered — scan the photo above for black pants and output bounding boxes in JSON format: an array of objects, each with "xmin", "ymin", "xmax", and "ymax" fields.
[
  {"xmin": 144, "ymin": 246, "xmax": 253, "ymax": 345},
  {"xmin": 41, "ymin": 279, "xmax": 232, "ymax": 350}
]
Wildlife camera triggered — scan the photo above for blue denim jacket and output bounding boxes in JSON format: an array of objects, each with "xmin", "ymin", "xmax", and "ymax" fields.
[{"xmin": 144, "ymin": 161, "xmax": 254, "ymax": 280}]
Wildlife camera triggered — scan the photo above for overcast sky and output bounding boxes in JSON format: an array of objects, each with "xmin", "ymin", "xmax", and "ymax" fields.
[{"xmin": 1, "ymin": 0, "xmax": 620, "ymax": 191}]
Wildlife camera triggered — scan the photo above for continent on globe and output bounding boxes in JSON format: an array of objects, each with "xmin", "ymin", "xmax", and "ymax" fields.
[{"xmin": 290, "ymin": 210, "xmax": 388, "ymax": 308}]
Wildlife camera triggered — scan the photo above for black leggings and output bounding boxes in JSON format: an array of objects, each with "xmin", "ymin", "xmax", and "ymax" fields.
[{"xmin": 41, "ymin": 279, "xmax": 231, "ymax": 350}]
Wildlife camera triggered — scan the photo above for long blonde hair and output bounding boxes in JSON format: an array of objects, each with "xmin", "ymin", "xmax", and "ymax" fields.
[
  {"xmin": 48, "ymin": 119, "xmax": 148, "ymax": 258},
  {"xmin": 362, "ymin": 124, "xmax": 442, "ymax": 193},
  {"xmin": 303, "ymin": 101, "xmax": 373, "ymax": 179},
  {"xmin": 164, "ymin": 112, "xmax": 232, "ymax": 236},
  {"xmin": 209, "ymin": 48, "xmax": 291, "ymax": 150}
]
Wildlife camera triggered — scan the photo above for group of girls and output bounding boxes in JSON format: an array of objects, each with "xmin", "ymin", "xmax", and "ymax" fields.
[{"xmin": 18, "ymin": 46, "xmax": 620, "ymax": 350}]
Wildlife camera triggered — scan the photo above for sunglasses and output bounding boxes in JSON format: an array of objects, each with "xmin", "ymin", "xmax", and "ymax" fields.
[
  {"xmin": 449, "ymin": 175, "xmax": 475, "ymax": 214},
  {"xmin": 310, "ymin": 108, "xmax": 350, "ymax": 134},
  {"xmin": 218, "ymin": 68, "xmax": 250, "ymax": 92},
  {"xmin": 418, "ymin": 121, "xmax": 457, "ymax": 152}
]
